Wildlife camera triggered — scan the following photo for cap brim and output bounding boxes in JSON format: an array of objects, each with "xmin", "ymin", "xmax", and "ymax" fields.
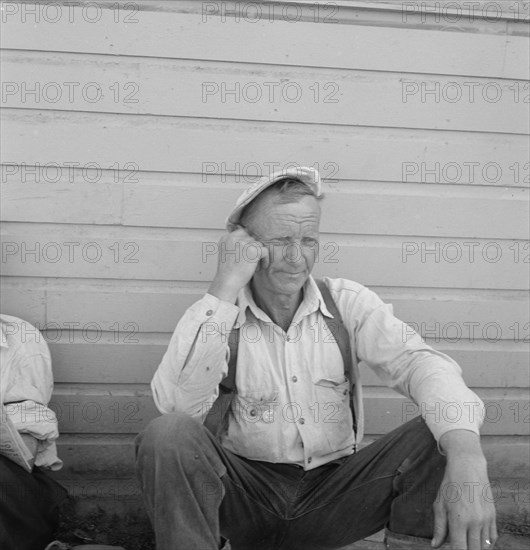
[{"xmin": 225, "ymin": 166, "xmax": 321, "ymax": 231}]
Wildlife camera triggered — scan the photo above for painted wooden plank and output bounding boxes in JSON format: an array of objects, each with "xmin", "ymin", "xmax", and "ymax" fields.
[
  {"xmin": 48, "ymin": 386, "xmax": 530, "ymax": 435},
  {"xmin": 2, "ymin": 110, "xmax": 528, "ymax": 187},
  {"xmin": 1, "ymin": 228, "xmax": 528, "ymax": 289},
  {"xmin": 2, "ymin": 7, "xmax": 528, "ymax": 79},
  {"xmin": 3, "ymin": 178, "xmax": 528, "ymax": 240},
  {"xmin": 48, "ymin": 343, "xmax": 165, "ymax": 384},
  {"xmin": 44, "ymin": 341, "xmax": 530, "ymax": 390},
  {"xmin": 0, "ymin": 285, "xmax": 46, "ymax": 323},
  {"xmin": 1, "ymin": 181, "xmax": 124, "ymax": 225},
  {"xmin": 2, "ymin": 52, "xmax": 529, "ymax": 135}
]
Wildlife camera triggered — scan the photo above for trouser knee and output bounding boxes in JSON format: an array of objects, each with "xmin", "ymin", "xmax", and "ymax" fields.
[{"xmin": 135, "ymin": 412, "xmax": 207, "ymax": 463}]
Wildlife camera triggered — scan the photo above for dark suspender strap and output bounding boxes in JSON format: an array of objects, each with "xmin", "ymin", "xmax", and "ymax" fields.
[
  {"xmin": 220, "ymin": 329, "xmax": 239, "ymax": 393},
  {"xmin": 316, "ymin": 279, "xmax": 357, "ymax": 433},
  {"xmin": 203, "ymin": 327, "xmax": 239, "ymax": 437},
  {"xmin": 205, "ymin": 280, "xmax": 356, "ymax": 436}
]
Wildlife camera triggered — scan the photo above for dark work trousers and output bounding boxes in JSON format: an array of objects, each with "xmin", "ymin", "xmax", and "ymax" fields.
[
  {"xmin": 0, "ymin": 455, "xmax": 68, "ymax": 550},
  {"xmin": 135, "ymin": 412, "xmax": 446, "ymax": 550}
]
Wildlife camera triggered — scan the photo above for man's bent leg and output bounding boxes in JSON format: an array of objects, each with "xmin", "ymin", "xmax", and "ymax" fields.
[
  {"xmin": 135, "ymin": 412, "xmax": 290, "ymax": 550},
  {"xmin": 135, "ymin": 413, "xmax": 231, "ymax": 550},
  {"xmin": 281, "ymin": 416, "xmax": 446, "ymax": 550}
]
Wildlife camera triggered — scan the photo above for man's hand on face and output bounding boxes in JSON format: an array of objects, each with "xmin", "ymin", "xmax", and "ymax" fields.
[
  {"xmin": 207, "ymin": 226, "xmax": 270, "ymax": 304},
  {"xmin": 432, "ymin": 431, "xmax": 497, "ymax": 550}
]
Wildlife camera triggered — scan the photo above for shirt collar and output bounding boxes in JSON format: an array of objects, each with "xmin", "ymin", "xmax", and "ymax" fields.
[{"xmin": 235, "ymin": 275, "xmax": 333, "ymax": 326}]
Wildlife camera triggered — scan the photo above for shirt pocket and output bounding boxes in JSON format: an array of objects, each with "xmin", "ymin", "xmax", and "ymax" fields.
[
  {"xmin": 311, "ymin": 368, "xmax": 355, "ymax": 453},
  {"xmin": 228, "ymin": 389, "xmax": 283, "ymax": 461},
  {"xmin": 232, "ymin": 389, "xmax": 280, "ymax": 425}
]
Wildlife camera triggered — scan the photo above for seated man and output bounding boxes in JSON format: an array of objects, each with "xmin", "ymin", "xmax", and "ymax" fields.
[
  {"xmin": 136, "ymin": 167, "xmax": 496, "ymax": 550},
  {"xmin": 0, "ymin": 314, "xmax": 67, "ymax": 550}
]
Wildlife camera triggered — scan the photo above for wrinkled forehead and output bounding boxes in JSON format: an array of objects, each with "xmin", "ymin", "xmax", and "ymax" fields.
[{"xmin": 248, "ymin": 195, "xmax": 321, "ymax": 236}]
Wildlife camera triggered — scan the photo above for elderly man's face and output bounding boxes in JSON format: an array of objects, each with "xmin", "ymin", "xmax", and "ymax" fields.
[{"xmin": 245, "ymin": 195, "xmax": 321, "ymax": 297}]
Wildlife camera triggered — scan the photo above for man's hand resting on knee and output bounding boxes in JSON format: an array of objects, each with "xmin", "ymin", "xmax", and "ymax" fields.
[{"xmin": 433, "ymin": 430, "xmax": 497, "ymax": 550}]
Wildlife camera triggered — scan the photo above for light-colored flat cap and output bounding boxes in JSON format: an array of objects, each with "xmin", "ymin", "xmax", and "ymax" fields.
[{"xmin": 225, "ymin": 166, "xmax": 322, "ymax": 231}]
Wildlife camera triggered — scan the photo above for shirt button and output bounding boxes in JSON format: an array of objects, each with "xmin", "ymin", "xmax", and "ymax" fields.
[
  {"xmin": 291, "ymin": 376, "xmax": 298, "ymax": 382},
  {"xmin": 285, "ymin": 335, "xmax": 290, "ymax": 342},
  {"xmin": 206, "ymin": 309, "xmax": 213, "ymax": 316},
  {"xmin": 308, "ymin": 457, "xmax": 312, "ymax": 464},
  {"xmin": 299, "ymin": 417, "xmax": 305, "ymax": 425}
]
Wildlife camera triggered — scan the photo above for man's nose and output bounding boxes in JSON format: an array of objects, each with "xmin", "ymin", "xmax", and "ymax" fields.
[{"xmin": 283, "ymin": 243, "xmax": 304, "ymax": 263}]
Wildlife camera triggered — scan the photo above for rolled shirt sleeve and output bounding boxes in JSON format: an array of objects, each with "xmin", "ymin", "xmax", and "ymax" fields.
[
  {"xmin": 349, "ymin": 284, "xmax": 485, "ymax": 442},
  {"xmin": 151, "ymin": 293, "xmax": 240, "ymax": 418},
  {"xmin": 1, "ymin": 316, "xmax": 63, "ymax": 470}
]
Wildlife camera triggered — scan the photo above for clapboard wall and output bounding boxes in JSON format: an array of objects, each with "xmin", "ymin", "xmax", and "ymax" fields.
[{"xmin": 1, "ymin": 0, "xmax": 529, "ymax": 520}]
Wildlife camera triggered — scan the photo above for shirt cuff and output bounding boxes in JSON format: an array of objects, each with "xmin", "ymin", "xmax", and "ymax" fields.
[
  {"xmin": 422, "ymin": 399, "xmax": 484, "ymax": 454},
  {"xmin": 202, "ymin": 293, "xmax": 240, "ymax": 327}
]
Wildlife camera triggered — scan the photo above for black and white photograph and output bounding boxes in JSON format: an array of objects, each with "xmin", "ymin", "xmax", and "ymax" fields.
[{"xmin": 1, "ymin": 1, "xmax": 529, "ymax": 549}]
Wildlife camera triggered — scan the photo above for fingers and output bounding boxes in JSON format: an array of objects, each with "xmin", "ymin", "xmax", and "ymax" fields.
[
  {"xmin": 484, "ymin": 519, "xmax": 498, "ymax": 549},
  {"xmin": 445, "ymin": 521, "xmax": 497, "ymax": 550},
  {"xmin": 432, "ymin": 499, "xmax": 448, "ymax": 548},
  {"xmin": 233, "ymin": 224, "xmax": 250, "ymax": 236},
  {"xmin": 465, "ymin": 525, "xmax": 482, "ymax": 550}
]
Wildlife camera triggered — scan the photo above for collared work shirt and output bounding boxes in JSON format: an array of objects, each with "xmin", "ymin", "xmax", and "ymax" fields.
[
  {"xmin": 0, "ymin": 314, "xmax": 62, "ymax": 470},
  {"xmin": 152, "ymin": 277, "xmax": 484, "ymax": 470}
]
